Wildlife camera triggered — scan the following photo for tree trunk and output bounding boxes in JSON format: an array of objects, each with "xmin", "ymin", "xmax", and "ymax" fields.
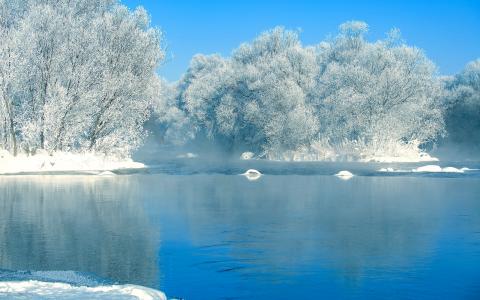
[
  {"xmin": 1, "ymin": 94, "xmax": 17, "ymax": 156},
  {"xmin": 88, "ymin": 94, "xmax": 117, "ymax": 150}
]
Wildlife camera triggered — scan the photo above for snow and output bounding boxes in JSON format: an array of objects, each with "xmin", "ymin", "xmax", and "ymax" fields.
[
  {"xmin": 379, "ymin": 165, "xmax": 471, "ymax": 173},
  {"xmin": 0, "ymin": 151, "xmax": 145, "ymax": 175},
  {"xmin": 413, "ymin": 165, "xmax": 443, "ymax": 172},
  {"xmin": 0, "ymin": 280, "xmax": 166, "ymax": 300},
  {"xmin": 98, "ymin": 171, "xmax": 117, "ymax": 176},
  {"xmin": 412, "ymin": 165, "xmax": 465, "ymax": 173},
  {"xmin": 242, "ymin": 169, "xmax": 262, "ymax": 181},
  {"xmin": 378, "ymin": 167, "xmax": 396, "ymax": 172},
  {"xmin": 335, "ymin": 170, "xmax": 354, "ymax": 180},
  {"xmin": 440, "ymin": 167, "xmax": 464, "ymax": 173}
]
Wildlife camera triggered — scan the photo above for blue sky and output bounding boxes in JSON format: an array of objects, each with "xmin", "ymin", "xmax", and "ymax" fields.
[{"xmin": 122, "ymin": 0, "xmax": 480, "ymax": 81}]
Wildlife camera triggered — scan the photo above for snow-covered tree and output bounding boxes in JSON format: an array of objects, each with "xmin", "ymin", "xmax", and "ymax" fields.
[
  {"xmin": 442, "ymin": 59, "xmax": 480, "ymax": 147},
  {"xmin": 166, "ymin": 28, "xmax": 319, "ymax": 155},
  {"xmin": 159, "ymin": 22, "xmax": 444, "ymax": 160},
  {"xmin": 313, "ymin": 22, "xmax": 444, "ymax": 158},
  {"xmin": 0, "ymin": 0, "xmax": 28, "ymax": 156},
  {"xmin": 0, "ymin": 0, "xmax": 164, "ymax": 156}
]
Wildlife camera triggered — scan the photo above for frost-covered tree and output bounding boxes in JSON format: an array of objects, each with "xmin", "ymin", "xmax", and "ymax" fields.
[
  {"xmin": 231, "ymin": 28, "xmax": 319, "ymax": 154},
  {"xmin": 0, "ymin": 0, "xmax": 28, "ymax": 156},
  {"xmin": 442, "ymin": 59, "xmax": 480, "ymax": 147},
  {"xmin": 0, "ymin": 0, "xmax": 164, "ymax": 156},
  {"xmin": 166, "ymin": 28, "xmax": 319, "ymax": 155},
  {"xmin": 313, "ymin": 21, "xmax": 444, "ymax": 158},
  {"xmin": 159, "ymin": 22, "xmax": 444, "ymax": 160},
  {"xmin": 151, "ymin": 76, "xmax": 194, "ymax": 145}
]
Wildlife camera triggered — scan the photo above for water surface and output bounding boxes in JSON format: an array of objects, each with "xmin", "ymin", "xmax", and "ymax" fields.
[{"xmin": 1, "ymin": 162, "xmax": 479, "ymax": 299}]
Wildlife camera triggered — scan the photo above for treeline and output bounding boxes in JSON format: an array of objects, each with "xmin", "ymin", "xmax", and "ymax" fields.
[
  {"xmin": 1, "ymin": 0, "xmax": 478, "ymax": 160},
  {"xmin": 0, "ymin": 0, "xmax": 163, "ymax": 156}
]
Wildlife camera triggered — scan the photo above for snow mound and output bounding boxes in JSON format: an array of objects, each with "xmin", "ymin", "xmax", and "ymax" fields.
[
  {"xmin": 242, "ymin": 169, "xmax": 262, "ymax": 181},
  {"xmin": 378, "ymin": 167, "xmax": 397, "ymax": 172},
  {"xmin": 240, "ymin": 152, "xmax": 255, "ymax": 160},
  {"xmin": 413, "ymin": 165, "xmax": 464, "ymax": 173},
  {"xmin": 97, "ymin": 171, "xmax": 116, "ymax": 176},
  {"xmin": 0, "ymin": 280, "xmax": 166, "ymax": 300},
  {"xmin": 413, "ymin": 165, "xmax": 443, "ymax": 172},
  {"xmin": 335, "ymin": 170, "xmax": 354, "ymax": 180},
  {"xmin": 0, "ymin": 151, "xmax": 144, "ymax": 175},
  {"xmin": 441, "ymin": 167, "xmax": 464, "ymax": 173}
]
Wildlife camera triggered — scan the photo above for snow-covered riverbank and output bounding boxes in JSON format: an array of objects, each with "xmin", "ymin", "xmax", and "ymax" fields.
[
  {"xmin": 0, "ymin": 151, "xmax": 145, "ymax": 175},
  {"xmin": 0, "ymin": 281, "xmax": 166, "ymax": 300}
]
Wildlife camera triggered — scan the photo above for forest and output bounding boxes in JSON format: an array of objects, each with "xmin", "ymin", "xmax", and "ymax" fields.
[{"xmin": 1, "ymin": 0, "xmax": 479, "ymax": 161}]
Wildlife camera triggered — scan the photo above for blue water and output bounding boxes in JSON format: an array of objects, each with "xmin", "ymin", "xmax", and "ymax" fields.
[{"xmin": 1, "ymin": 161, "xmax": 480, "ymax": 299}]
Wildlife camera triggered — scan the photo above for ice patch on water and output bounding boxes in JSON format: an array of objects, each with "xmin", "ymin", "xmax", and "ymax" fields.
[{"xmin": 334, "ymin": 170, "xmax": 354, "ymax": 180}]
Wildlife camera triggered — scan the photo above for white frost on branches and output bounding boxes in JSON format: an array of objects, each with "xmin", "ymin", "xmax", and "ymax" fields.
[
  {"xmin": 0, "ymin": 0, "xmax": 164, "ymax": 157},
  {"xmin": 442, "ymin": 59, "xmax": 480, "ymax": 148},
  {"xmin": 156, "ymin": 22, "xmax": 444, "ymax": 161}
]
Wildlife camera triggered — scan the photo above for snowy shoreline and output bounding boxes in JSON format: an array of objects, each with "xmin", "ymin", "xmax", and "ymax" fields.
[
  {"xmin": 0, "ymin": 280, "xmax": 166, "ymax": 300},
  {"xmin": 0, "ymin": 151, "xmax": 145, "ymax": 175}
]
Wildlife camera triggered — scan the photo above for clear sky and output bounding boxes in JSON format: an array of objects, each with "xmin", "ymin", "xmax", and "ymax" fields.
[{"xmin": 121, "ymin": 0, "xmax": 480, "ymax": 81}]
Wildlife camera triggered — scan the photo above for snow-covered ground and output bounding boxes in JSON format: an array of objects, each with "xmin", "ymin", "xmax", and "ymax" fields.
[
  {"xmin": 0, "ymin": 150, "xmax": 145, "ymax": 175},
  {"xmin": 0, "ymin": 280, "xmax": 166, "ymax": 300},
  {"xmin": 334, "ymin": 170, "xmax": 354, "ymax": 180}
]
